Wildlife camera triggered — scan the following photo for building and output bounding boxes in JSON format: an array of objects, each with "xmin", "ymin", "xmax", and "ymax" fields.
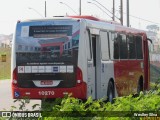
[{"xmin": 0, "ymin": 34, "xmax": 12, "ymax": 48}]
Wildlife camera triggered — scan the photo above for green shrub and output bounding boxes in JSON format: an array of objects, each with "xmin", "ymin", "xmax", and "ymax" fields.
[
  {"xmin": 42, "ymin": 80, "xmax": 160, "ymax": 120},
  {"xmin": 10, "ymin": 80, "xmax": 160, "ymax": 120}
]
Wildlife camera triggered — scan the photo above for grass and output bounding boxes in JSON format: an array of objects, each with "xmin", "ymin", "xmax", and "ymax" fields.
[{"xmin": 0, "ymin": 48, "xmax": 11, "ymax": 80}]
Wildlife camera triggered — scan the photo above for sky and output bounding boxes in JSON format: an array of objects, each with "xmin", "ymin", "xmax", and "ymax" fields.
[{"xmin": 0, "ymin": 0, "xmax": 160, "ymax": 35}]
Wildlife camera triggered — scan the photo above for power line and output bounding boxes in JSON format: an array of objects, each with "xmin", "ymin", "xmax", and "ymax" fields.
[
  {"xmin": 88, "ymin": 1, "xmax": 160, "ymax": 26},
  {"xmin": 59, "ymin": 2, "xmax": 78, "ymax": 15},
  {"xmin": 129, "ymin": 14, "xmax": 160, "ymax": 25},
  {"xmin": 92, "ymin": 0, "xmax": 160, "ymax": 26},
  {"xmin": 28, "ymin": 7, "xmax": 44, "ymax": 18},
  {"xmin": 92, "ymin": 0, "xmax": 113, "ymax": 15},
  {"xmin": 87, "ymin": 2, "xmax": 113, "ymax": 19},
  {"xmin": 115, "ymin": 9, "xmax": 160, "ymax": 25},
  {"xmin": 91, "ymin": 0, "xmax": 120, "ymax": 20}
]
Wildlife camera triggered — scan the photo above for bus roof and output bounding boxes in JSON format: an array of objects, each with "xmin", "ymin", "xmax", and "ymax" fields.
[{"xmin": 18, "ymin": 15, "xmax": 146, "ymax": 35}]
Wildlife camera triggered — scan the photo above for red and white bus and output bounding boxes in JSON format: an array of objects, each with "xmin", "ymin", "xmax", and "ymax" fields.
[{"xmin": 11, "ymin": 16, "xmax": 150, "ymax": 102}]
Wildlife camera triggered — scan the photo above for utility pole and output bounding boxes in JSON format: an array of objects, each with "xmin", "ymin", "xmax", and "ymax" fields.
[
  {"xmin": 113, "ymin": 0, "xmax": 115, "ymax": 21},
  {"xmin": 45, "ymin": 1, "xmax": 47, "ymax": 17},
  {"xmin": 79, "ymin": 0, "xmax": 81, "ymax": 15},
  {"xmin": 120, "ymin": 0, "xmax": 123, "ymax": 25},
  {"xmin": 126, "ymin": 0, "xmax": 130, "ymax": 27}
]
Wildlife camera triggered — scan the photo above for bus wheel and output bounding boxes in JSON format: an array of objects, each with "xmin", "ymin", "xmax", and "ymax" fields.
[
  {"xmin": 137, "ymin": 79, "xmax": 143, "ymax": 95},
  {"xmin": 107, "ymin": 81, "xmax": 115, "ymax": 103}
]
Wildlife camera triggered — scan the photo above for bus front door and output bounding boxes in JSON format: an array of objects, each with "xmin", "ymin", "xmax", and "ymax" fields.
[{"xmin": 87, "ymin": 35, "xmax": 101, "ymax": 100}]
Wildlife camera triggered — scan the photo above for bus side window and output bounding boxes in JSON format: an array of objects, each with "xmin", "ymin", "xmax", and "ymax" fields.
[
  {"xmin": 86, "ymin": 29, "xmax": 92, "ymax": 60},
  {"xmin": 112, "ymin": 33, "xmax": 119, "ymax": 59},
  {"xmin": 92, "ymin": 35, "xmax": 97, "ymax": 67},
  {"xmin": 135, "ymin": 36, "xmax": 143, "ymax": 59},
  {"xmin": 108, "ymin": 32, "xmax": 112, "ymax": 59},
  {"xmin": 128, "ymin": 35, "xmax": 136, "ymax": 59},
  {"xmin": 119, "ymin": 34, "xmax": 127, "ymax": 59},
  {"xmin": 100, "ymin": 31, "xmax": 109, "ymax": 60}
]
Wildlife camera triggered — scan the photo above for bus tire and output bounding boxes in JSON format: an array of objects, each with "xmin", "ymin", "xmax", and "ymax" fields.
[
  {"xmin": 107, "ymin": 81, "xmax": 115, "ymax": 103},
  {"xmin": 137, "ymin": 78, "xmax": 143, "ymax": 94}
]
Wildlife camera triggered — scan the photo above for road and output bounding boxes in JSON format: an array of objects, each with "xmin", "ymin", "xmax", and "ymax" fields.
[{"xmin": 0, "ymin": 80, "xmax": 41, "ymax": 111}]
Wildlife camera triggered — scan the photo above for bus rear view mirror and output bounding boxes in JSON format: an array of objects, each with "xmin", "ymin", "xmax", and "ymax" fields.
[{"xmin": 147, "ymin": 38, "xmax": 152, "ymax": 44}]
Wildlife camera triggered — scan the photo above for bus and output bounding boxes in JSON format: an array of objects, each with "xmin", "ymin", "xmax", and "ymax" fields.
[{"xmin": 11, "ymin": 16, "xmax": 150, "ymax": 102}]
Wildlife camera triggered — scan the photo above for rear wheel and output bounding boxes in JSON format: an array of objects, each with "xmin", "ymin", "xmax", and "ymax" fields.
[
  {"xmin": 137, "ymin": 79, "xmax": 143, "ymax": 94},
  {"xmin": 107, "ymin": 81, "xmax": 115, "ymax": 103}
]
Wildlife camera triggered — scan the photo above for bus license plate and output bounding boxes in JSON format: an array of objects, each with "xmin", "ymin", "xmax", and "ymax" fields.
[{"xmin": 40, "ymin": 80, "xmax": 53, "ymax": 85}]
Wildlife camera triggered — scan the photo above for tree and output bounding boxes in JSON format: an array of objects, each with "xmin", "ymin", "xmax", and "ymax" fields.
[{"xmin": 146, "ymin": 24, "xmax": 159, "ymax": 33}]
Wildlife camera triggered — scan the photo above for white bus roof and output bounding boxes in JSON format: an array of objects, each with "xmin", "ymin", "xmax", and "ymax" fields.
[{"xmin": 18, "ymin": 15, "xmax": 145, "ymax": 34}]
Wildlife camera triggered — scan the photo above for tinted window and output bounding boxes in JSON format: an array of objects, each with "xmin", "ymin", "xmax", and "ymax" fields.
[
  {"xmin": 109, "ymin": 32, "xmax": 114, "ymax": 59},
  {"xmin": 128, "ymin": 35, "xmax": 136, "ymax": 59},
  {"xmin": 119, "ymin": 34, "xmax": 127, "ymax": 59},
  {"xmin": 113, "ymin": 33, "xmax": 119, "ymax": 59},
  {"xmin": 135, "ymin": 36, "xmax": 143, "ymax": 59},
  {"xmin": 65, "ymin": 44, "xmax": 67, "ymax": 49},
  {"xmin": 68, "ymin": 42, "xmax": 70, "ymax": 49},
  {"xmin": 86, "ymin": 30, "xmax": 92, "ymax": 60},
  {"xmin": 92, "ymin": 35, "xmax": 96, "ymax": 66}
]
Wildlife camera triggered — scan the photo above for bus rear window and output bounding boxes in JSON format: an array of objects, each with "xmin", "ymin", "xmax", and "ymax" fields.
[{"xmin": 16, "ymin": 21, "xmax": 80, "ymax": 66}]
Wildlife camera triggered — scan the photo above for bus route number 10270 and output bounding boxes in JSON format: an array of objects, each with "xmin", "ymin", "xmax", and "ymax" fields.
[{"xmin": 38, "ymin": 91, "xmax": 55, "ymax": 96}]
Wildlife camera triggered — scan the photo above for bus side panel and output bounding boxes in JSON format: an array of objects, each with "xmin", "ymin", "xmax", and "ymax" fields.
[
  {"xmin": 11, "ymin": 27, "xmax": 17, "ymax": 82},
  {"xmin": 143, "ymin": 35, "xmax": 150, "ymax": 90},
  {"xmin": 101, "ymin": 61, "xmax": 115, "ymax": 99},
  {"xmin": 77, "ymin": 20, "xmax": 88, "ymax": 98},
  {"xmin": 129, "ymin": 60, "xmax": 144, "ymax": 94},
  {"xmin": 114, "ymin": 60, "xmax": 130, "ymax": 96},
  {"xmin": 78, "ymin": 20, "xmax": 88, "ymax": 84},
  {"xmin": 114, "ymin": 60, "xmax": 144, "ymax": 96}
]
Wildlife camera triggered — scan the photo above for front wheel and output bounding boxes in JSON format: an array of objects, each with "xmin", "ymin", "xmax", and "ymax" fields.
[{"xmin": 107, "ymin": 81, "xmax": 115, "ymax": 103}]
